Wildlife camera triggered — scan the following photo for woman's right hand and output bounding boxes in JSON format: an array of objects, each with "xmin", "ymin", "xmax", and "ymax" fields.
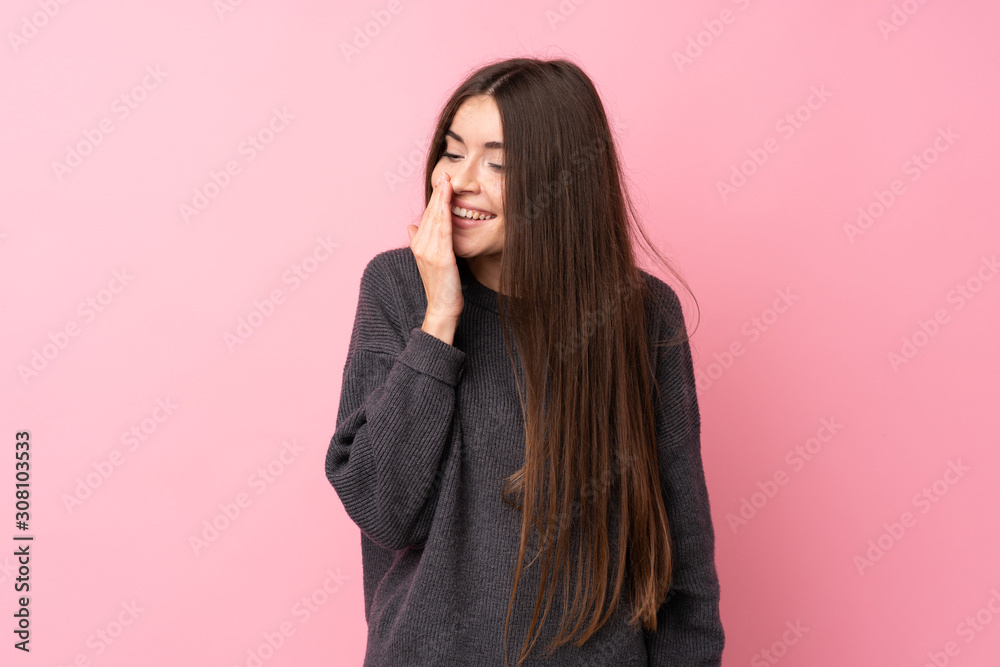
[{"xmin": 407, "ymin": 172, "xmax": 465, "ymax": 324}]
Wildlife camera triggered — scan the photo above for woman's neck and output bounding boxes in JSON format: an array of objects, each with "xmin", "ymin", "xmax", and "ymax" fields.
[{"xmin": 464, "ymin": 254, "xmax": 503, "ymax": 294}]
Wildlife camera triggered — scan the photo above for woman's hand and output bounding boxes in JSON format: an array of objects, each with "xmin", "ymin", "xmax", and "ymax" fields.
[{"xmin": 407, "ymin": 172, "xmax": 465, "ymax": 328}]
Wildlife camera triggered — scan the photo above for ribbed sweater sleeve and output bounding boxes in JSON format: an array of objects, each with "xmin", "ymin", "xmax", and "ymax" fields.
[
  {"xmin": 325, "ymin": 255, "xmax": 467, "ymax": 551},
  {"xmin": 643, "ymin": 280, "xmax": 726, "ymax": 665}
]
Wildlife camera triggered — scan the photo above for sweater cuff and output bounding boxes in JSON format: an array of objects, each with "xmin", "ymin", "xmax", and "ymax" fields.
[{"xmin": 397, "ymin": 326, "xmax": 466, "ymax": 386}]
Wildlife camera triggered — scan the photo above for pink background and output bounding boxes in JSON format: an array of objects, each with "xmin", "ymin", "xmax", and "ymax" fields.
[{"xmin": 3, "ymin": 1, "xmax": 998, "ymax": 665}]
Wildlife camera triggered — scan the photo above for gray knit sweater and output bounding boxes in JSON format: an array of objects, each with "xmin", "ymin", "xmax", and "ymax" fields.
[{"xmin": 325, "ymin": 247, "xmax": 724, "ymax": 666}]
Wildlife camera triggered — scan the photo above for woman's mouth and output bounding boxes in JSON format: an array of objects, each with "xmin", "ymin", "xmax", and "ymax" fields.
[{"xmin": 451, "ymin": 204, "xmax": 497, "ymax": 229}]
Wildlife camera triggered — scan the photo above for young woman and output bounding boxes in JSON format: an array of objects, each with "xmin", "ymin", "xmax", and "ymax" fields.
[{"xmin": 326, "ymin": 57, "xmax": 724, "ymax": 666}]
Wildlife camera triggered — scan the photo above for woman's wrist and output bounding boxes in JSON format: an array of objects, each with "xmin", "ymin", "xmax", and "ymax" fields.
[{"xmin": 421, "ymin": 314, "xmax": 458, "ymax": 346}]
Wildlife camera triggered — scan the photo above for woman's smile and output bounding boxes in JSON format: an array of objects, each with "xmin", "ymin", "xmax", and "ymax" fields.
[{"xmin": 450, "ymin": 198, "xmax": 497, "ymax": 229}]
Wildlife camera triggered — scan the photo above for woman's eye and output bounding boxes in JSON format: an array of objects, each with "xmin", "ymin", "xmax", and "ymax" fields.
[{"xmin": 443, "ymin": 152, "xmax": 504, "ymax": 172}]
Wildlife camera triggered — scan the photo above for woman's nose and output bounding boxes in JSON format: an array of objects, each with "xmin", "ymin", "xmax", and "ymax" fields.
[{"xmin": 447, "ymin": 162, "xmax": 478, "ymax": 192}]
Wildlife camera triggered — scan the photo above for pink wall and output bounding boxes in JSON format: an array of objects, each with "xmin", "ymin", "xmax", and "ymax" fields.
[{"xmin": 2, "ymin": 1, "xmax": 998, "ymax": 665}]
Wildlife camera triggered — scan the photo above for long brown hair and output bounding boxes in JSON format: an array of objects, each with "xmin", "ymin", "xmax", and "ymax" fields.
[{"xmin": 423, "ymin": 57, "xmax": 701, "ymax": 666}]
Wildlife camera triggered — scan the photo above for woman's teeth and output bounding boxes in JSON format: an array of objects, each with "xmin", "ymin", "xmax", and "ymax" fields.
[{"xmin": 452, "ymin": 205, "xmax": 496, "ymax": 220}]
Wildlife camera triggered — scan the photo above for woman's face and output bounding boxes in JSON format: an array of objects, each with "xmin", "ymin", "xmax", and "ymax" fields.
[{"xmin": 430, "ymin": 94, "xmax": 505, "ymax": 261}]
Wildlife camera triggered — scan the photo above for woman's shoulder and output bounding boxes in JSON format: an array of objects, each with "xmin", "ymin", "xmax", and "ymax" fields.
[
  {"xmin": 354, "ymin": 246, "xmax": 429, "ymax": 335},
  {"xmin": 357, "ymin": 246, "xmax": 426, "ymax": 305},
  {"xmin": 635, "ymin": 269, "xmax": 687, "ymax": 337},
  {"xmin": 636, "ymin": 269, "xmax": 680, "ymax": 306},
  {"xmin": 361, "ymin": 245, "xmax": 416, "ymax": 285}
]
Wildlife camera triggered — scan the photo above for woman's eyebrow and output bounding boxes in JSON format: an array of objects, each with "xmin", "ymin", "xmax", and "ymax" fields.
[{"xmin": 446, "ymin": 129, "xmax": 503, "ymax": 150}]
